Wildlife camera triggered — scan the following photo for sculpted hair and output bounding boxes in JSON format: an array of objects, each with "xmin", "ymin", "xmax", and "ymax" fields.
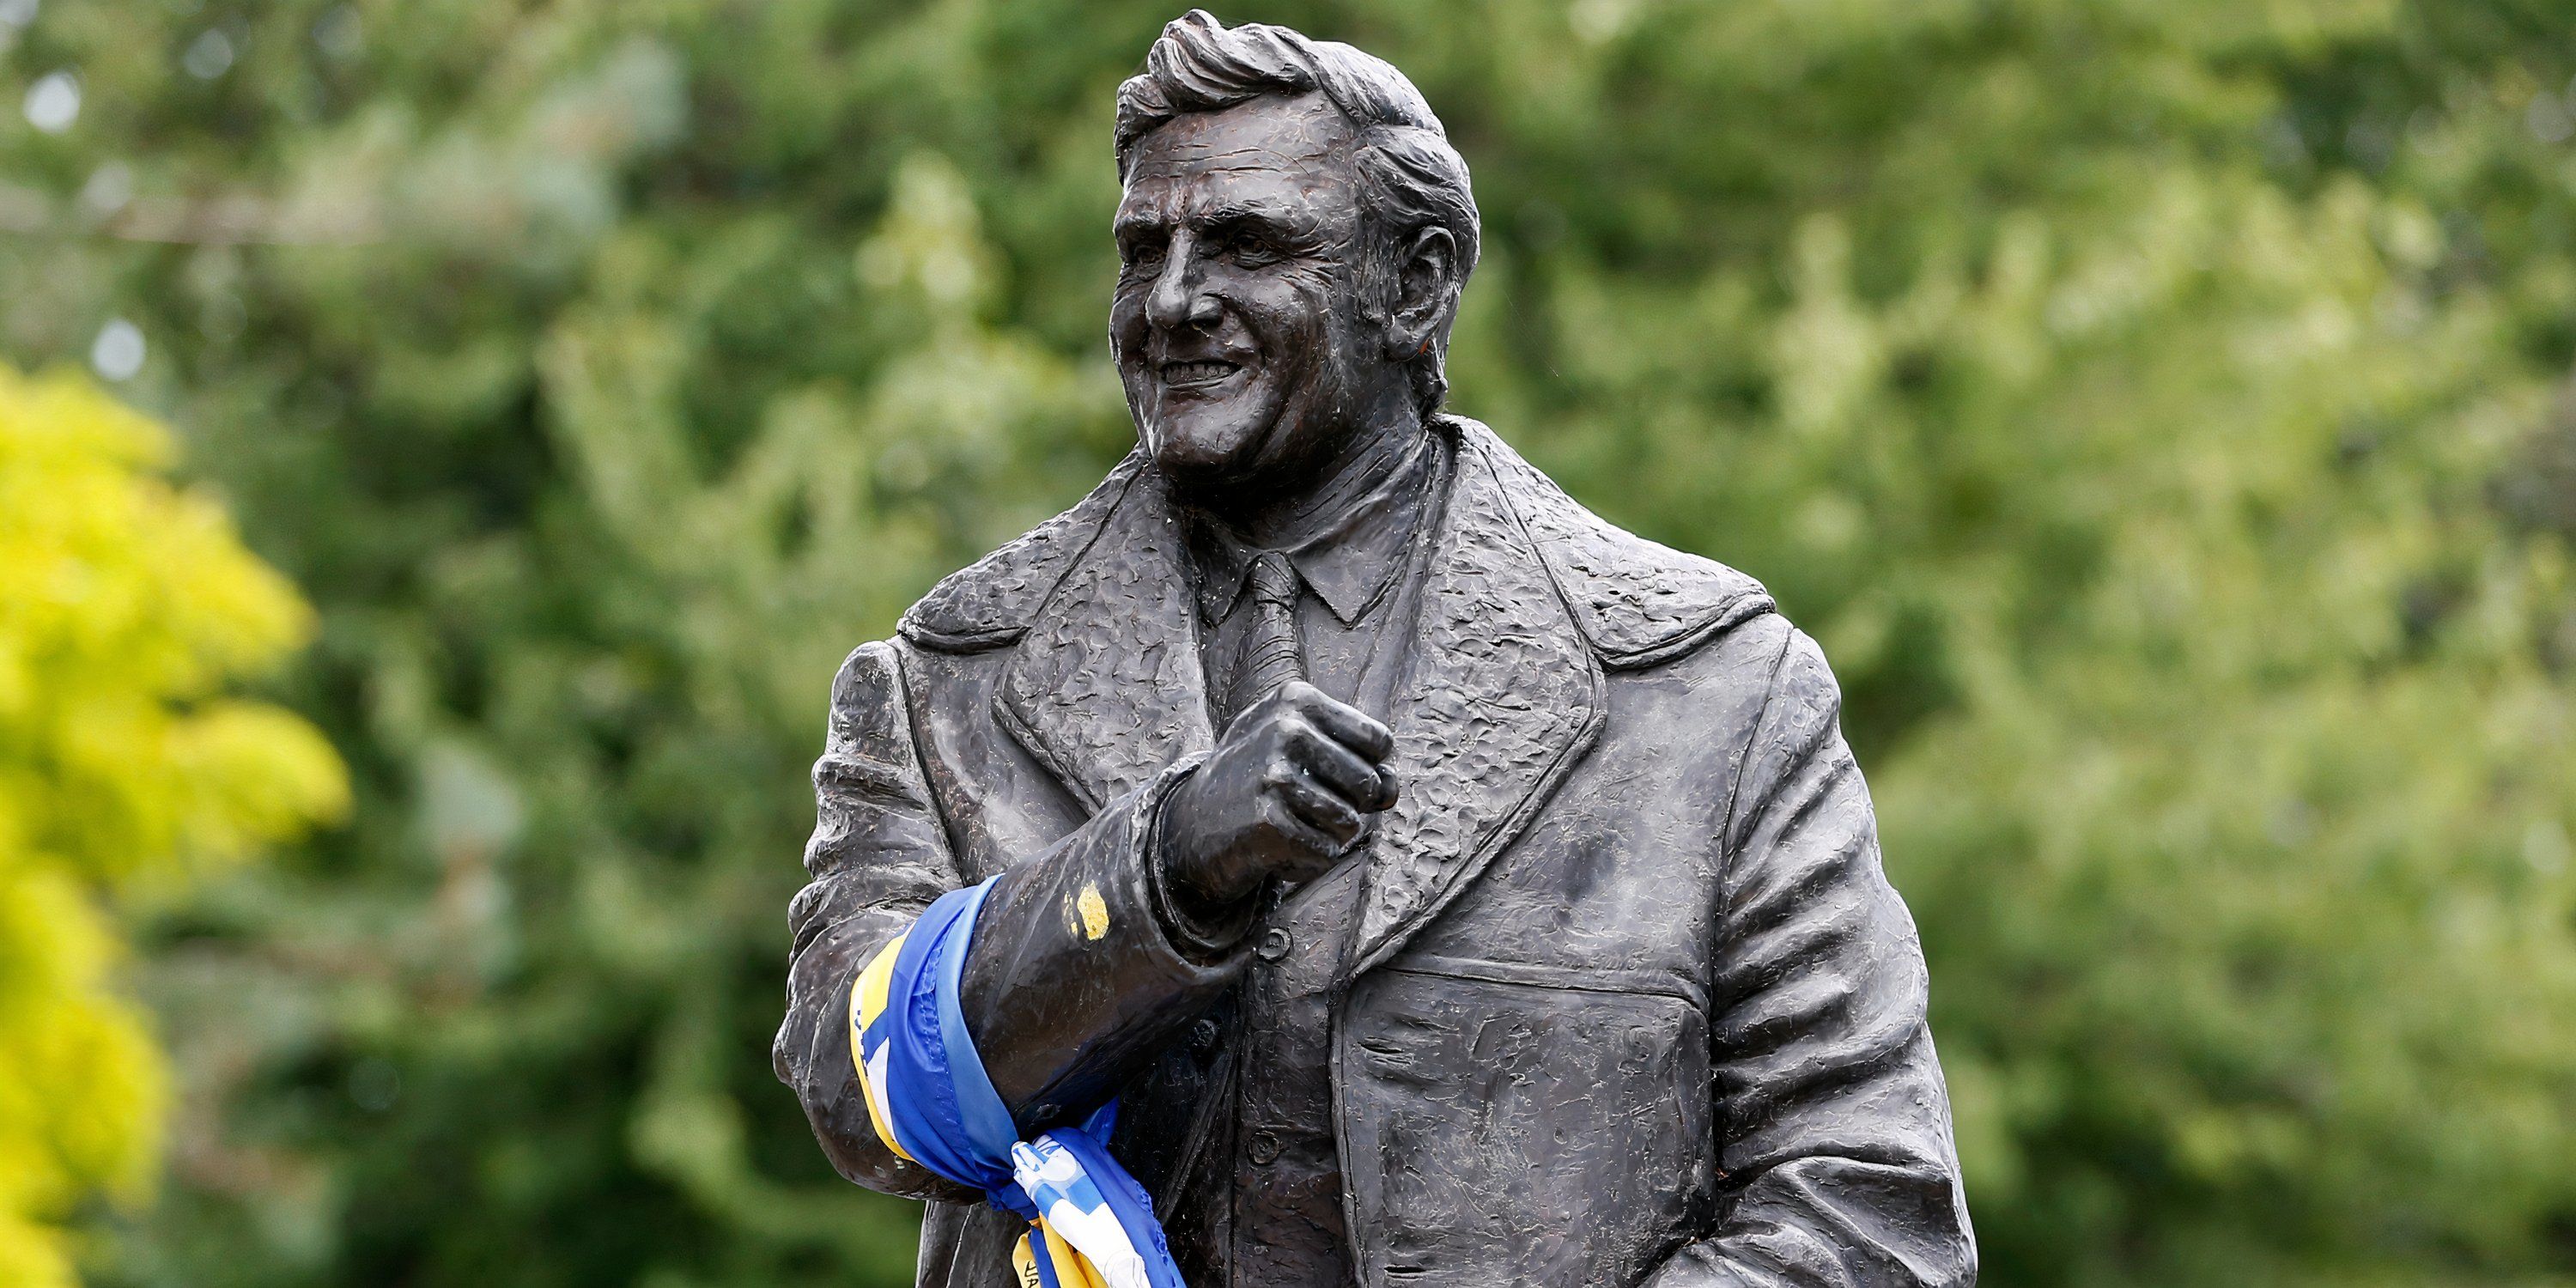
[{"xmin": 1115, "ymin": 9, "xmax": 1480, "ymax": 415}]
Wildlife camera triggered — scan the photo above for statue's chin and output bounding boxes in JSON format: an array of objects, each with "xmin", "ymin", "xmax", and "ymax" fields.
[{"xmin": 1143, "ymin": 406, "xmax": 1280, "ymax": 488}]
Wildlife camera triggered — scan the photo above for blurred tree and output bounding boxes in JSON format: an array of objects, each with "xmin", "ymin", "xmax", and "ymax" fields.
[
  {"xmin": 0, "ymin": 366, "xmax": 344, "ymax": 1288},
  {"xmin": 2, "ymin": 1, "xmax": 2574, "ymax": 1286}
]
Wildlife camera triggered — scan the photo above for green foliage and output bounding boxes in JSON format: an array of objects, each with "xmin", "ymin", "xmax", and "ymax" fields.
[
  {"xmin": 3, "ymin": 1, "xmax": 2574, "ymax": 1285},
  {"xmin": 0, "ymin": 366, "xmax": 345, "ymax": 1288}
]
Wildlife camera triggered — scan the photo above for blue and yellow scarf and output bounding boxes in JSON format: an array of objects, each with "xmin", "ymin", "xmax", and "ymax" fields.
[{"xmin": 851, "ymin": 878, "xmax": 1187, "ymax": 1288}]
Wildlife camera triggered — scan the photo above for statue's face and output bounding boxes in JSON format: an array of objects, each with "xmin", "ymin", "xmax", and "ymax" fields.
[{"xmin": 1112, "ymin": 92, "xmax": 1393, "ymax": 491}]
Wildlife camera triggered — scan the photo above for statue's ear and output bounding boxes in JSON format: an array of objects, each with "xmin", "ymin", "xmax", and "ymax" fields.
[{"xmin": 1386, "ymin": 225, "xmax": 1459, "ymax": 355}]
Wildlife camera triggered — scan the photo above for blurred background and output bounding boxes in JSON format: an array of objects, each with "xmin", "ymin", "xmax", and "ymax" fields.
[{"xmin": 3, "ymin": 1, "xmax": 2576, "ymax": 1285}]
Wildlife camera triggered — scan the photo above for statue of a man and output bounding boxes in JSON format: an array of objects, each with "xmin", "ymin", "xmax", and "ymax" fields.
[{"xmin": 775, "ymin": 12, "xmax": 1974, "ymax": 1287}]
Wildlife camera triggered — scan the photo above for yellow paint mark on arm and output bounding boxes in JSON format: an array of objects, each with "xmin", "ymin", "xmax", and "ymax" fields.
[{"xmin": 1077, "ymin": 884, "xmax": 1109, "ymax": 941}]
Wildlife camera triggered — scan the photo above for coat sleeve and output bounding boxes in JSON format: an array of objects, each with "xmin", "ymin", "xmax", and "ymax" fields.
[
  {"xmin": 774, "ymin": 641, "xmax": 1246, "ymax": 1200},
  {"xmin": 1647, "ymin": 627, "xmax": 1977, "ymax": 1288},
  {"xmin": 773, "ymin": 641, "xmax": 982, "ymax": 1201}
]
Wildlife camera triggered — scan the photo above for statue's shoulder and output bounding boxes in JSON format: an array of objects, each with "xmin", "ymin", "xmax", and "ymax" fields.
[
  {"xmin": 897, "ymin": 425, "xmax": 1774, "ymax": 666},
  {"xmin": 1454, "ymin": 417, "xmax": 1777, "ymax": 669},
  {"xmin": 896, "ymin": 453, "xmax": 1151, "ymax": 653}
]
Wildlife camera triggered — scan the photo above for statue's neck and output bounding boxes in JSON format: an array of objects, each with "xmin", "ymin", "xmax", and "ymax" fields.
[{"xmin": 1202, "ymin": 416, "xmax": 1430, "ymax": 551}]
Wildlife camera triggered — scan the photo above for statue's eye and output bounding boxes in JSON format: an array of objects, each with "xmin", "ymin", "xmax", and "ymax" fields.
[
  {"xmin": 1123, "ymin": 239, "xmax": 1167, "ymax": 270},
  {"xmin": 1225, "ymin": 234, "xmax": 1281, "ymax": 267}
]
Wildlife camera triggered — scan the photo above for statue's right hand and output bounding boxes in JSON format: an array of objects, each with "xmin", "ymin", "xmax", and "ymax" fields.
[{"xmin": 1158, "ymin": 681, "xmax": 1399, "ymax": 910}]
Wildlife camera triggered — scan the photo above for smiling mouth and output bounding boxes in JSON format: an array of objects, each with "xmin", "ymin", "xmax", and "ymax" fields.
[{"xmin": 1160, "ymin": 358, "xmax": 1242, "ymax": 389}]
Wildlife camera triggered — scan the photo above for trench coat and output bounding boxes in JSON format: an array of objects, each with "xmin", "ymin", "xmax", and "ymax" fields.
[{"xmin": 774, "ymin": 416, "xmax": 1976, "ymax": 1287}]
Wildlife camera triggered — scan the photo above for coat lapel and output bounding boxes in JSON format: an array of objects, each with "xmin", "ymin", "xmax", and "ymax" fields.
[
  {"xmin": 994, "ymin": 427, "xmax": 1605, "ymax": 969},
  {"xmin": 996, "ymin": 465, "xmax": 1217, "ymax": 812},
  {"xmin": 1350, "ymin": 425, "xmax": 1607, "ymax": 974}
]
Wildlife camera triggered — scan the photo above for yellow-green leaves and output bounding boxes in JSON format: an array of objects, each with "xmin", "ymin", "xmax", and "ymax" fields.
[{"xmin": 0, "ymin": 368, "xmax": 343, "ymax": 1287}]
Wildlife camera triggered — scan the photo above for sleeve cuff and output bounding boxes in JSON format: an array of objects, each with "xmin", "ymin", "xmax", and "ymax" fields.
[{"xmin": 1138, "ymin": 755, "xmax": 1260, "ymax": 961}]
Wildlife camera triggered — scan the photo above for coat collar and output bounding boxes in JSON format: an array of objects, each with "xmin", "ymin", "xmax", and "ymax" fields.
[
  {"xmin": 993, "ymin": 462, "xmax": 1217, "ymax": 812},
  {"xmin": 993, "ymin": 420, "xmax": 1606, "ymax": 969}
]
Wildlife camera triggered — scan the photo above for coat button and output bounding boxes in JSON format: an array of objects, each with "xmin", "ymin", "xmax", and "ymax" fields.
[
  {"xmin": 1247, "ymin": 1129, "xmax": 1283, "ymax": 1164},
  {"xmin": 1256, "ymin": 927, "xmax": 1293, "ymax": 961}
]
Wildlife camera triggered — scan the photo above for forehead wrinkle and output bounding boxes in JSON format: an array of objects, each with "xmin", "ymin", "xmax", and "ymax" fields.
[
  {"xmin": 1123, "ymin": 93, "xmax": 1357, "ymax": 175},
  {"xmin": 1137, "ymin": 140, "xmax": 1346, "ymax": 179},
  {"xmin": 1194, "ymin": 155, "xmax": 1331, "ymax": 179},
  {"xmin": 1116, "ymin": 95, "xmax": 1365, "ymax": 236},
  {"xmin": 1120, "ymin": 167, "xmax": 1354, "ymax": 228},
  {"xmin": 1193, "ymin": 197, "xmax": 1319, "ymax": 230}
]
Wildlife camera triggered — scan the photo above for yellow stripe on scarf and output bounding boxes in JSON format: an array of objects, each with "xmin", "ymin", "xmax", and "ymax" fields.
[
  {"xmin": 1007, "ymin": 1221, "xmax": 1108, "ymax": 1288},
  {"xmin": 848, "ymin": 932, "xmax": 915, "ymax": 1163},
  {"xmin": 1012, "ymin": 1233, "xmax": 1044, "ymax": 1287},
  {"xmin": 856, "ymin": 930, "xmax": 1119, "ymax": 1288},
  {"xmin": 1042, "ymin": 1220, "xmax": 1107, "ymax": 1288}
]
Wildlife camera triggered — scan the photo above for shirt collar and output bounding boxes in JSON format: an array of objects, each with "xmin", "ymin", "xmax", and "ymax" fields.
[{"xmin": 1188, "ymin": 431, "xmax": 1441, "ymax": 629}]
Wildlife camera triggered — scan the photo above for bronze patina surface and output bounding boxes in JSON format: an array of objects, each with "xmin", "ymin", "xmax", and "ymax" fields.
[{"xmin": 775, "ymin": 12, "xmax": 1975, "ymax": 1285}]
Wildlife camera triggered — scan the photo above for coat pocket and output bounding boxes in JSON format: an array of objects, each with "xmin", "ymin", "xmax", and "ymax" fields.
[{"xmin": 1340, "ymin": 963, "xmax": 1715, "ymax": 1288}]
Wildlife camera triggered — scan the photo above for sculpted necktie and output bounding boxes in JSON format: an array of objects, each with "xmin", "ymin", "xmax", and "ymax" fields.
[{"xmin": 1230, "ymin": 550, "xmax": 1307, "ymax": 726}]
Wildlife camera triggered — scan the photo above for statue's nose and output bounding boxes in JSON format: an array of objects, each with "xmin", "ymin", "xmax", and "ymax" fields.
[{"xmin": 1144, "ymin": 234, "xmax": 1219, "ymax": 332}]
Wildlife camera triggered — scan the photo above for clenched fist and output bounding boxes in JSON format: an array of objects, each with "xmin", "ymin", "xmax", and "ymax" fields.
[{"xmin": 1159, "ymin": 681, "xmax": 1399, "ymax": 910}]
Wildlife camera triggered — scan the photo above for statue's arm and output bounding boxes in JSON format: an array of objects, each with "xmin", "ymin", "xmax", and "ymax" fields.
[
  {"xmin": 951, "ymin": 747, "xmax": 1249, "ymax": 1127},
  {"xmin": 1650, "ymin": 627, "xmax": 1978, "ymax": 1288},
  {"xmin": 774, "ymin": 641, "xmax": 982, "ymax": 1200},
  {"xmin": 775, "ymin": 642, "xmax": 1246, "ymax": 1200}
]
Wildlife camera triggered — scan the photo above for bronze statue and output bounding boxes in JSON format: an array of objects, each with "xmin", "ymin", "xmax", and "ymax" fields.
[{"xmin": 775, "ymin": 11, "xmax": 1974, "ymax": 1286}]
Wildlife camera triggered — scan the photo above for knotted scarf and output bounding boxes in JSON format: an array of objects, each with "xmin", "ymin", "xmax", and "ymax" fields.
[{"xmin": 850, "ymin": 878, "xmax": 1186, "ymax": 1288}]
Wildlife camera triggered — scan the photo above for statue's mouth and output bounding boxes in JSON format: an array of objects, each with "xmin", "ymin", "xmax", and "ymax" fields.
[{"xmin": 1160, "ymin": 358, "xmax": 1242, "ymax": 390}]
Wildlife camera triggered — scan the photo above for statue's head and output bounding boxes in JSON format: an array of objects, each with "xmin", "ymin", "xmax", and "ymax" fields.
[{"xmin": 1112, "ymin": 10, "xmax": 1479, "ymax": 496}]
